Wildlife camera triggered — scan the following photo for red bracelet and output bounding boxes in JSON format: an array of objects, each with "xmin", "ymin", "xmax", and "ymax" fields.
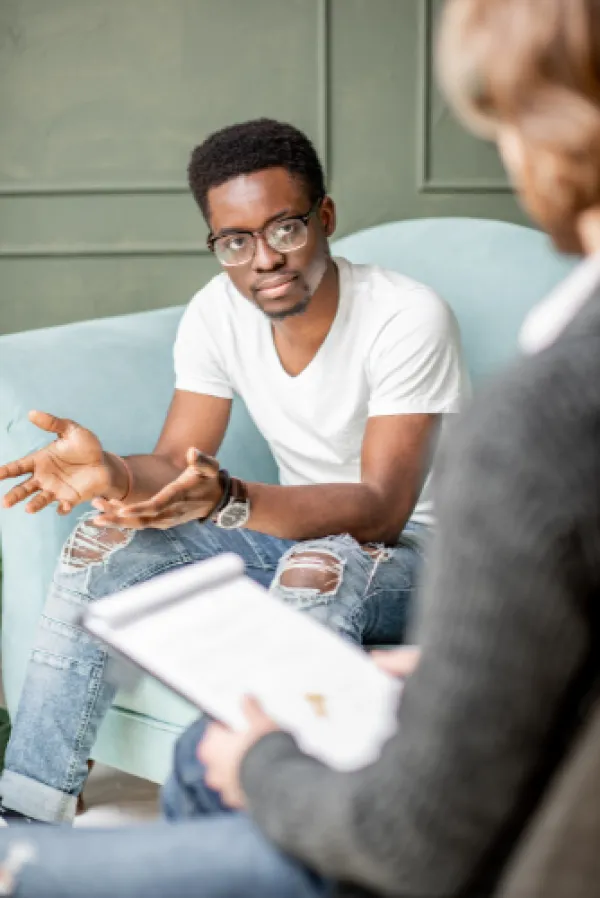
[{"xmin": 106, "ymin": 452, "xmax": 133, "ymax": 502}]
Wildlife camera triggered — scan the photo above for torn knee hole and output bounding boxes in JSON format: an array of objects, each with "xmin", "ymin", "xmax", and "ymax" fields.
[
  {"xmin": 278, "ymin": 550, "xmax": 344, "ymax": 595},
  {"xmin": 60, "ymin": 515, "xmax": 133, "ymax": 571},
  {"xmin": 362, "ymin": 544, "xmax": 393, "ymax": 562}
]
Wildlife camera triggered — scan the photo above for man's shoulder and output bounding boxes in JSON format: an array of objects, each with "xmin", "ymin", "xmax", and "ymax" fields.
[
  {"xmin": 338, "ymin": 257, "xmax": 456, "ymax": 334},
  {"xmin": 185, "ymin": 271, "xmax": 235, "ymax": 313},
  {"xmin": 181, "ymin": 273, "xmax": 257, "ymax": 336}
]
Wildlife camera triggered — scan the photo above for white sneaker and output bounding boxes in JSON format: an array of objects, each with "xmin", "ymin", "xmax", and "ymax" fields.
[{"xmin": 73, "ymin": 806, "xmax": 144, "ymax": 828}]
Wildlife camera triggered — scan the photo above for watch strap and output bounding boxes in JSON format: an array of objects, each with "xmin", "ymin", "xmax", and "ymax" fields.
[
  {"xmin": 197, "ymin": 468, "xmax": 230, "ymax": 523},
  {"xmin": 211, "ymin": 475, "xmax": 250, "ymax": 528},
  {"xmin": 210, "ymin": 469, "xmax": 232, "ymax": 516}
]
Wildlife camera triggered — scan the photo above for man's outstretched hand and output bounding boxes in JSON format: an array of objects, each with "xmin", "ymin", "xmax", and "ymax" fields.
[
  {"xmin": 0, "ymin": 410, "xmax": 116, "ymax": 515},
  {"xmin": 90, "ymin": 447, "xmax": 223, "ymax": 530}
]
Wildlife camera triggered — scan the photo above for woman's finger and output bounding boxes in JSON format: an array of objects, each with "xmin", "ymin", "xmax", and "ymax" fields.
[{"xmin": 371, "ymin": 646, "xmax": 421, "ymax": 678}]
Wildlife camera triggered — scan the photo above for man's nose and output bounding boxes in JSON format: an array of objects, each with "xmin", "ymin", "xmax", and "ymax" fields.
[{"xmin": 251, "ymin": 234, "xmax": 285, "ymax": 271}]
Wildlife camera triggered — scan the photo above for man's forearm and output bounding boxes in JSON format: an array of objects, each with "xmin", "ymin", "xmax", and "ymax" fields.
[
  {"xmin": 102, "ymin": 452, "xmax": 183, "ymax": 504},
  {"xmin": 244, "ymin": 481, "xmax": 412, "ymax": 544}
]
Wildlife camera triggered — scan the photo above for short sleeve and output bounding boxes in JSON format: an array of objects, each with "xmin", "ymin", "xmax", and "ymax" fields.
[
  {"xmin": 367, "ymin": 290, "xmax": 468, "ymax": 417},
  {"xmin": 173, "ymin": 289, "xmax": 234, "ymax": 399}
]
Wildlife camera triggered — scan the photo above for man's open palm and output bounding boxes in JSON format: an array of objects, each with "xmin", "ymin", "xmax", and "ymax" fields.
[{"xmin": 0, "ymin": 410, "xmax": 110, "ymax": 515}]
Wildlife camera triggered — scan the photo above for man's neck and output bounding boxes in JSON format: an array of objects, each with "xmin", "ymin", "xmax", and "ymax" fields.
[{"xmin": 271, "ymin": 258, "xmax": 339, "ymax": 350}]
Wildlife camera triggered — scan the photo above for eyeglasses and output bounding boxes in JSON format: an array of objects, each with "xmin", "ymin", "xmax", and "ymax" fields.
[{"xmin": 207, "ymin": 199, "xmax": 323, "ymax": 267}]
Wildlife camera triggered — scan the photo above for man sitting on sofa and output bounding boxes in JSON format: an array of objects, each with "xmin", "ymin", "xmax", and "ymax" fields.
[{"xmin": 0, "ymin": 117, "xmax": 466, "ymax": 824}]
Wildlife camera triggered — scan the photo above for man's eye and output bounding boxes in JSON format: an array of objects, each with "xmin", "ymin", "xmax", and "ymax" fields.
[
  {"xmin": 272, "ymin": 221, "xmax": 299, "ymax": 240},
  {"xmin": 224, "ymin": 235, "xmax": 249, "ymax": 253}
]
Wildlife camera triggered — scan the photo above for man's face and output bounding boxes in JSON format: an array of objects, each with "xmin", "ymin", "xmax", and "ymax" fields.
[{"xmin": 206, "ymin": 167, "xmax": 336, "ymax": 320}]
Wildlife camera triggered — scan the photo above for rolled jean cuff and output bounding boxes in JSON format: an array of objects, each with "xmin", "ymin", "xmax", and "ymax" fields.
[{"xmin": 0, "ymin": 770, "xmax": 77, "ymax": 823}]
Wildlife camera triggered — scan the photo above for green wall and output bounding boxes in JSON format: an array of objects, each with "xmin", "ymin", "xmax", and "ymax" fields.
[{"xmin": 0, "ymin": 0, "xmax": 525, "ymax": 335}]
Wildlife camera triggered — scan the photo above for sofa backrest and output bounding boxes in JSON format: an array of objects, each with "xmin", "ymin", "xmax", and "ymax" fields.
[{"xmin": 331, "ymin": 217, "xmax": 575, "ymax": 384}]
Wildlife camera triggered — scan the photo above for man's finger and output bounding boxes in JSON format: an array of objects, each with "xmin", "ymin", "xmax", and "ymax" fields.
[
  {"xmin": 117, "ymin": 480, "xmax": 187, "ymax": 516},
  {"xmin": 139, "ymin": 502, "xmax": 189, "ymax": 523},
  {"xmin": 25, "ymin": 489, "xmax": 55, "ymax": 514},
  {"xmin": 91, "ymin": 497, "xmax": 115, "ymax": 513},
  {"xmin": 2, "ymin": 477, "xmax": 39, "ymax": 508},
  {"xmin": 90, "ymin": 512, "xmax": 140, "ymax": 529},
  {"xmin": 0, "ymin": 453, "xmax": 37, "ymax": 482},
  {"xmin": 187, "ymin": 447, "xmax": 220, "ymax": 477},
  {"xmin": 28, "ymin": 410, "xmax": 73, "ymax": 437}
]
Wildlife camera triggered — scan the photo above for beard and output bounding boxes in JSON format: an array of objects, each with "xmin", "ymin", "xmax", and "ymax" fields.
[
  {"xmin": 262, "ymin": 293, "xmax": 312, "ymax": 321},
  {"xmin": 250, "ymin": 247, "xmax": 331, "ymax": 321}
]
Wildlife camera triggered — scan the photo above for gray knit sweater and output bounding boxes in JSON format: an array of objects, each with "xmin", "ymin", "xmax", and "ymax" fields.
[{"xmin": 240, "ymin": 288, "xmax": 600, "ymax": 897}]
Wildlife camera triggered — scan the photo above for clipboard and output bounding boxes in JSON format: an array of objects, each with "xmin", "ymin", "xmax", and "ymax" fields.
[{"xmin": 81, "ymin": 552, "xmax": 401, "ymax": 771}]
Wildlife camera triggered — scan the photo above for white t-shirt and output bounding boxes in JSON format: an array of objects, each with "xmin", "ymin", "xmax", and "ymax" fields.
[{"xmin": 174, "ymin": 257, "xmax": 468, "ymax": 527}]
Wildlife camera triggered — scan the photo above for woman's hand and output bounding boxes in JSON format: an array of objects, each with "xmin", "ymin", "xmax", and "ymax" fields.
[{"xmin": 371, "ymin": 645, "xmax": 421, "ymax": 679}]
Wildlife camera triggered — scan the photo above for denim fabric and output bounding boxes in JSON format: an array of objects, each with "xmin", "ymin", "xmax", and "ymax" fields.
[
  {"xmin": 0, "ymin": 515, "xmax": 425, "ymax": 823},
  {"xmin": 0, "ymin": 716, "xmax": 330, "ymax": 898},
  {"xmin": 161, "ymin": 717, "xmax": 232, "ymax": 820},
  {"xmin": 0, "ymin": 817, "xmax": 331, "ymax": 898}
]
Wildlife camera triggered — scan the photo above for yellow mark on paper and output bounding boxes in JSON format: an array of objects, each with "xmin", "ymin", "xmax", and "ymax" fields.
[{"xmin": 305, "ymin": 693, "xmax": 328, "ymax": 718}]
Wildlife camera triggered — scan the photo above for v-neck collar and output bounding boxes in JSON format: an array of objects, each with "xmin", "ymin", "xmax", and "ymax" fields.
[{"xmin": 266, "ymin": 259, "xmax": 349, "ymax": 382}]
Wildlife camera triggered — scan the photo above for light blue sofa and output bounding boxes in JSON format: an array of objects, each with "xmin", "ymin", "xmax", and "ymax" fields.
[{"xmin": 0, "ymin": 218, "xmax": 575, "ymax": 783}]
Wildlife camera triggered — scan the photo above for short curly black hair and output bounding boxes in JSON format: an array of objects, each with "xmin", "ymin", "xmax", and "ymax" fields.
[{"xmin": 188, "ymin": 118, "xmax": 326, "ymax": 221}]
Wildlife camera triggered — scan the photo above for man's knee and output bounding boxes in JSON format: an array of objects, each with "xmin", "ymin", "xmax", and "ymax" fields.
[
  {"xmin": 59, "ymin": 513, "xmax": 134, "ymax": 573},
  {"xmin": 270, "ymin": 543, "xmax": 350, "ymax": 608}
]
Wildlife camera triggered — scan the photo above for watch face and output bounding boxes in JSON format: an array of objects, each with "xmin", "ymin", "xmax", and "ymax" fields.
[{"xmin": 218, "ymin": 501, "xmax": 250, "ymax": 530}]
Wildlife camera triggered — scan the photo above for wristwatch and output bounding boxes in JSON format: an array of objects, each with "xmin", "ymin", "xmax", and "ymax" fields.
[{"xmin": 211, "ymin": 471, "xmax": 251, "ymax": 530}]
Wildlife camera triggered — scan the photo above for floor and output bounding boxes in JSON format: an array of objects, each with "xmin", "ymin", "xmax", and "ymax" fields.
[{"xmin": 76, "ymin": 762, "xmax": 160, "ymax": 827}]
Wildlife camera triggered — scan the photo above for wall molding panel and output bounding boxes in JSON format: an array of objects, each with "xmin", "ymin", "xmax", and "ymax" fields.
[
  {"xmin": 417, "ymin": 0, "xmax": 511, "ymax": 194},
  {"xmin": 0, "ymin": 0, "xmax": 331, "ymax": 205},
  {"xmin": 0, "ymin": 0, "xmax": 522, "ymax": 333}
]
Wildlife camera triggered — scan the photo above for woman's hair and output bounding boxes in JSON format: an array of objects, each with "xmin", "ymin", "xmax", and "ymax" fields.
[{"xmin": 437, "ymin": 0, "xmax": 600, "ymax": 251}]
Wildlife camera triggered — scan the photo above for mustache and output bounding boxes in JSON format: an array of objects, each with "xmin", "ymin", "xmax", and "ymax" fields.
[{"xmin": 251, "ymin": 271, "xmax": 301, "ymax": 294}]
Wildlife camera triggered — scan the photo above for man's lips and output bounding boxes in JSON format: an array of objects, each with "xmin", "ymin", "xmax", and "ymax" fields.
[{"xmin": 254, "ymin": 274, "xmax": 298, "ymax": 300}]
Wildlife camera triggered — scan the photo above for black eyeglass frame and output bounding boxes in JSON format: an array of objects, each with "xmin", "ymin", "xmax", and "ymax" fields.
[{"xmin": 206, "ymin": 197, "xmax": 324, "ymax": 258}]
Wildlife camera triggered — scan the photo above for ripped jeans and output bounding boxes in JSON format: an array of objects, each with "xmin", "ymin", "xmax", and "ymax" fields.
[{"xmin": 0, "ymin": 517, "xmax": 426, "ymax": 823}]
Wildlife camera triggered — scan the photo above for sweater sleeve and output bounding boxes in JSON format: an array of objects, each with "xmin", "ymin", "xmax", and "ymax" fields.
[{"xmin": 241, "ymin": 352, "xmax": 598, "ymax": 897}]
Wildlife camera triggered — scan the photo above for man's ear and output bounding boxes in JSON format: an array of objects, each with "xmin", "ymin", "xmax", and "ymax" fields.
[{"xmin": 320, "ymin": 196, "xmax": 337, "ymax": 238}]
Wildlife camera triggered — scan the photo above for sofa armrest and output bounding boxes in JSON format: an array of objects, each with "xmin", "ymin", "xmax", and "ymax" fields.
[{"xmin": 0, "ymin": 306, "xmax": 277, "ymax": 713}]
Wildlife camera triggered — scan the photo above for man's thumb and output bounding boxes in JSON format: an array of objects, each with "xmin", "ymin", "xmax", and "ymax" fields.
[{"xmin": 186, "ymin": 447, "xmax": 220, "ymax": 476}]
